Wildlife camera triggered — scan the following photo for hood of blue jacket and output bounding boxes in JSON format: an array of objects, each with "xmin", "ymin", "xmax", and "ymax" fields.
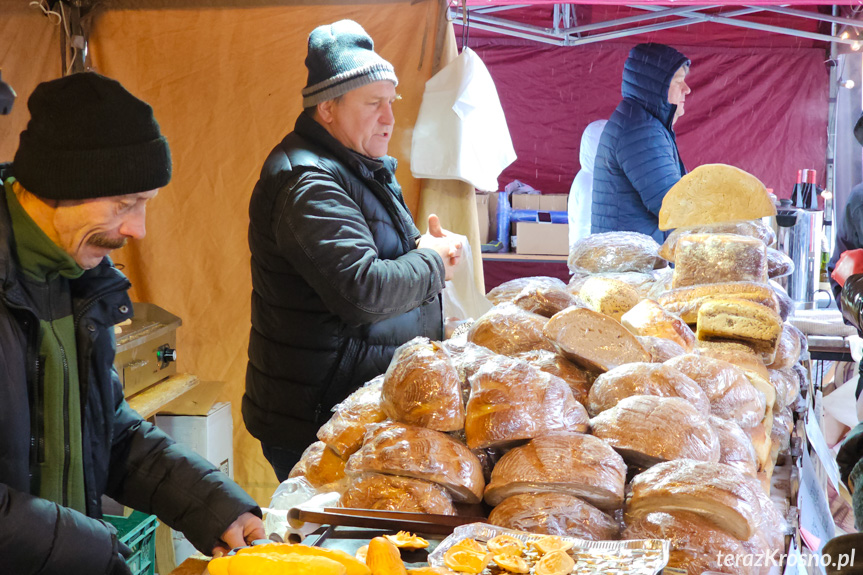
[{"xmin": 621, "ymin": 43, "xmax": 690, "ymax": 129}]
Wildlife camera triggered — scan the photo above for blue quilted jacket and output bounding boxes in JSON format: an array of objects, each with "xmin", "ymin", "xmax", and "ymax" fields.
[{"xmin": 591, "ymin": 43, "xmax": 690, "ymax": 242}]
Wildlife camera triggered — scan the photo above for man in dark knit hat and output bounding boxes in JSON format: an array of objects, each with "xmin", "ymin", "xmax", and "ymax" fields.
[
  {"xmin": 245, "ymin": 19, "xmax": 463, "ymax": 478},
  {"xmin": 0, "ymin": 72, "xmax": 264, "ymax": 575}
]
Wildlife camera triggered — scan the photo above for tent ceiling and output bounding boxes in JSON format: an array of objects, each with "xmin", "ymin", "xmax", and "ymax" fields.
[{"xmin": 452, "ymin": 3, "xmax": 862, "ymax": 47}]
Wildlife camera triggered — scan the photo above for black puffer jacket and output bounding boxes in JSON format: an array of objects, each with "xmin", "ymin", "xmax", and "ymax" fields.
[
  {"xmin": 0, "ymin": 164, "xmax": 260, "ymax": 575},
  {"xmin": 244, "ymin": 113, "xmax": 445, "ymax": 451}
]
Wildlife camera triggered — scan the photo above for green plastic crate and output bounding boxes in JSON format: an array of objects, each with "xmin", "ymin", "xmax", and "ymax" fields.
[{"xmin": 104, "ymin": 511, "xmax": 159, "ymax": 575}]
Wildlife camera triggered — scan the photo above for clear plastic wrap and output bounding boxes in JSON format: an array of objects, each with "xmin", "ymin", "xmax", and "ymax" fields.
[
  {"xmin": 696, "ymin": 342, "xmax": 770, "ymax": 381},
  {"xmin": 626, "ymin": 459, "xmax": 765, "ymax": 541},
  {"xmin": 317, "ymin": 376, "xmax": 386, "ymax": 458},
  {"xmin": 568, "ymin": 271, "xmax": 658, "ymax": 299},
  {"xmin": 467, "ymin": 302, "xmax": 555, "ymax": 356},
  {"xmin": 646, "ymin": 268, "xmax": 674, "ymax": 301},
  {"xmin": 766, "ymin": 247, "xmax": 794, "ymax": 279},
  {"xmin": 623, "ymin": 510, "xmax": 754, "ymax": 575},
  {"xmin": 484, "ymin": 432, "xmax": 627, "ymax": 509},
  {"xmin": 465, "ymin": 354, "xmax": 589, "ymax": 450},
  {"xmin": 578, "ymin": 277, "xmax": 640, "ymax": 321},
  {"xmin": 345, "ymin": 422, "xmax": 485, "ymax": 503},
  {"xmin": 544, "ymin": 307, "xmax": 650, "ymax": 372},
  {"xmin": 672, "ymin": 234, "xmax": 768, "ymax": 289},
  {"xmin": 709, "ymin": 415, "xmax": 759, "ymax": 478},
  {"xmin": 770, "ymin": 406, "xmax": 794, "ymax": 456},
  {"xmin": 568, "ymin": 231, "xmax": 666, "ymax": 275},
  {"xmin": 769, "ymin": 280, "xmax": 793, "ymax": 322},
  {"xmin": 512, "ymin": 285, "xmax": 582, "ymax": 318},
  {"xmin": 486, "ymin": 276, "xmax": 567, "ymax": 305},
  {"xmin": 488, "ymin": 492, "xmax": 620, "ymax": 541},
  {"xmin": 514, "ymin": 349, "xmax": 592, "ymax": 407},
  {"xmin": 587, "ymin": 362, "xmax": 709, "ymax": 416},
  {"xmin": 695, "ymin": 298, "xmax": 783, "ymax": 358},
  {"xmin": 659, "ymin": 220, "xmax": 777, "ymax": 261},
  {"xmin": 589, "ymin": 395, "xmax": 720, "ymax": 466},
  {"xmin": 637, "ymin": 336, "xmax": 687, "ymax": 363},
  {"xmin": 769, "ymin": 367, "xmax": 800, "ymax": 412},
  {"xmin": 381, "ymin": 337, "xmax": 464, "ymax": 432},
  {"xmin": 665, "ymin": 354, "xmax": 766, "ymax": 430},
  {"xmin": 339, "ymin": 472, "xmax": 456, "ymax": 515},
  {"xmin": 766, "ymin": 323, "xmax": 803, "ymax": 370},
  {"xmin": 442, "ymin": 340, "xmax": 497, "ymax": 405},
  {"xmin": 621, "ymin": 299, "xmax": 696, "ymax": 351},
  {"xmin": 658, "ymin": 281, "xmax": 780, "ymax": 325},
  {"xmin": 288, "ymin": 441, "xmax": 347, "ymax": 488}
]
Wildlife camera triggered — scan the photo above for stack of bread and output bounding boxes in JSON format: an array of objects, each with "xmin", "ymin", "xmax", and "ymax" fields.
[{"xmin": 284, "ymin": 164, "xmax": 803, "ymax": 574}]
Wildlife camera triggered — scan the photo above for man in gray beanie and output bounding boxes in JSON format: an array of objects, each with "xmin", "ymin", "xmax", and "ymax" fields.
[
  {"xmin": 0, "ymin": 72, "xmax": 264, "ymax": 575},
  {"xmin": 245, "ymin": 20, "xmax": 463, "ymax": 478}
]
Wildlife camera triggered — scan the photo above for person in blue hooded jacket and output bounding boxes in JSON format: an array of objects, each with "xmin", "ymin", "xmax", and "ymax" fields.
[{"xmin": 591, "ymin": 43, "xmax": 691, "ymax": 243}]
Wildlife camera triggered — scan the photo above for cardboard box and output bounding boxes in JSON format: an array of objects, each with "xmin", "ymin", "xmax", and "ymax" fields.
[
  {"xmin": 511, "ymin": 193, "xmax": 568, "ymax": 212},
  {"xmin": 475, "ymin": 192, "xmax": 491, "ymax": 244},
  {"xmin": 514, "ymin": 222, "xmax": 570, "ymax": 255}
]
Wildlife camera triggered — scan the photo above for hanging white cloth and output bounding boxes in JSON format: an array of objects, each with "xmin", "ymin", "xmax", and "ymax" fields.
[
  {"xmin": 568, "ymin": 119, "xmax": 608, "ymax": 247},
  {"xmin": 410, "ymin": 47, "xmax": 516, "ymax": 192}
]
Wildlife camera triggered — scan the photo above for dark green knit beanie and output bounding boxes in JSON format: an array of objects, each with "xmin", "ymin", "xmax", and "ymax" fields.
[
  {"xmin": 302, "ymin": 20, "xmax": 398, "ymax": 108},
  {"xmin": 13, "ymin": 72, "xmax": 171, "ymax": 200}
]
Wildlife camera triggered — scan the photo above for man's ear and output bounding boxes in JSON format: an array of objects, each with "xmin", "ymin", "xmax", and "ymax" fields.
[{"xmin": 317, "ymin": 100, "xmax": 334, "ymax": 124}]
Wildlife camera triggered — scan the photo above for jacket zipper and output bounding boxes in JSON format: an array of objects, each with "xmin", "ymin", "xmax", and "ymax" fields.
[{"xmin": 73, "ymin": 281, "xmax": 129, "ymax": 403}]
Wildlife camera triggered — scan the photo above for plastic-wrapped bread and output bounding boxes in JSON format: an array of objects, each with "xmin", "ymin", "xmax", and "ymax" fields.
[
  {"xmin": 513, "ymin": 285, "xmax": 581, "ymax": 318},
  {"xmin": 769, "ymin": 280, "xmax": 793, "ymax": 322},
  {"xmin": 770, "ymin": 407, "xmax": 794, "ymax": 457},
  {"xmin": 696, "ymin": 298, "xmax": 783, "ymax": 358},
  {"xmin": 587, "ymin": 362, "xmax": 709, "ymax": 416},
  {"xmin": 568, "ymin": 271, "xmax": 657, "ymax": 299},
  {"xmin": 623, "ymin": 510, "xmax": 759, "ymax": 575},
  {"xmin": 637, "ymin": 336, "xmax": 687, "ymax": 363},
  {"xmin": 381, "ymin": 337, "xmax": 464, "ymax": 432},
  {"xmin": 658, "ymin": 281, "xmax": 780, "ymax": 324},
  {"xmin": 672, "ymin": 234, "xmax": 768, "ymax": 289},
  {"xmin": 289, "ymin": 441, "xmax": 347, "ymax": 488},
  {"xmin": 769, "ymin": 368, "xmax": 800, "ymax": 412},
  {"xmin": 568, "ymin": 231, "xmax": 665, "ymax": 275},
  {"xmin": 467, "ymin": 302, "xmax": 554, "ymax": 356},
  {"xmin": 646, "ymin": 268, "xmax": 674, "ymax": 301},
  {"xmin": 487, "ymin": 276, "xmax": 567, "ymax": 305},
  {"xmin": 578, "ymin": 277, "xmax": 640, "ymax": 321},
  {"xmin": 696, "ymin": 342, "xmax": 770, "ymax": 381},
  {"xmin": 766, "ymin": 248, "xmax": 794, "ymax": 279},
  {"xmin": 544, "ymin": 307, "xmax": 650, "ymax": 372},
  {"xmin": 484, "ymin": 432, "xmax": 627, "ymax": 509},
  {"xmin": 710, "ymin": 415, "xmax": 759, "ymax": 478},
  {"xmin": 590, "ymin": 395, "xmax": 720, "ymax": 466},
  {"xmin": 659, "ymin": 219, "xmax": 777, "ymax": 262},
  {"xmin": 621, "ymin": 299, "xmax": 696, "ymax": 351},
  {"xmin": 766, "ymin": 324, "xmax": 803, "ymax": 370},
  {"xmin": 488, "ymin": 492, "xmax": 620, "ymax": 541},
  {"xmin": 627, "ymin": 459, "xmax": 764, "ymax": 540},
  {"xmin": 340, "ymin": 473, "xmax": 455, "ymax": 515},
  {"xmin": 514, "ymin": 349, "xmax": 592, "ymax": 407},
  {"xmin": 317, "ymin": 376, "xmax": 386, "ymax": 458},
  {"xmin": 465, "ymin": 355, "xmax": 589, "ymax": 450},
  {"xmin": 346, "ymin": 422, "xmax": 485, "ymax": 503},
  {"xmin": 443, "ymin": 340, "xmax": 497, "ymax": 404},
  {"xmin": 665, "ymin": 354, "xmax": 766, "ymax": 429}
]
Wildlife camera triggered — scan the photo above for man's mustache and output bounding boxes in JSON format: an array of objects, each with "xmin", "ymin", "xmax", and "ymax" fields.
[{"xmin": 88, "ymin": 234, "xmax": 127, "ymax": 250}]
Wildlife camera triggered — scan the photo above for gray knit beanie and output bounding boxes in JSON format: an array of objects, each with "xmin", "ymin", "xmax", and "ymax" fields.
[{"xmin": 302, "ymin": 20, "xmax": 398, "ymax": 108}]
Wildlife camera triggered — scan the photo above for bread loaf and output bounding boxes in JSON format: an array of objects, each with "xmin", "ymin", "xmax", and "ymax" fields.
[
  {"xmin": 340, "ymin": 473, "xmax": 455, "ymax": 515},
  {"xmin": 769, "ymin": 367, "xmax": 800, "ymax": 412},
  {"xmin": 468, "ymin": 302, "xmax": 555, "ymax": 356},
  {"xmin": 289, "ymin": 441, "xmax": 346, "ymax": 487},
  {"xmin": 381, "ymin": 337, "xmax": 464, "ymax": 432},
  {"xmin": 659, "ymin": 281, "xmax": 780, "ymax": 324},
  {"xmin": 767, "ymin": 248, "xmax": 794, "ymax": 279},
  {"xmin": 627, "ymin": 459, "xmax": 765, "ymax": 540},
  {"xmin": 766, "ymin": 323, "xmax": 803, "ymax": 370},
  {"xmin": 346, "ymin": 422, "xmax": 485, "ymax": 503},
  {"xmin": 317, "ymin": 376, "xmax": 386, "ymax": 458},
  {"xmin": 658, "ymin": 163, "xmax": 775, "ymax": 231},
  {"xmin": 696, "ymin": 298, "xmax": 783, "ymax": 357},
  {"xmin": 621, "ymin": 299, "xmax": 695, "ymax": 351},
  {"xmin": 578, "ymin": 277, "xmax": 640, "ymax": 321},
  {"xmin": 672, "ymin": 233, "xmax": 768, "ymax": 289},
  {"xmin": 544, "ymin": 307, "xmax": 650, "ymax": 372},
  {"xmin": 484, "ymin": 432, "xmax": 627, "ymax": 509},
  {"xmin": 465, "ymin": 355, "xmax": 589, "ymax": 450},
  {"xmin": 696, "ymin": 342, "xmax": 770, "ymax": 381},
  {"xmin": 513, "ymin": 285, "xmax": 581, "ymax": 318},
  {"xmin": 665, "ymin": 354, "xmax": 766, "ymax": 429},
  {"xmin": 710, "ymin": 415, "xmax": 759, "ymax": 478},
  {"xmin": 637, "ymin": 336, "xmax": 687, "ymax": 363},
  {"xmin": 489, "ymin": 492, "xmax": 620, "ymax": 541},
  {"xmin": 568, "ymin": 271, "xmax": 657, "ymax": 299},
  {"xmin": 487, "ymin": 276, "xmax": 567, "ymax": 305},
  {"xmin": 590, "ymin": 395, "xmax": 720, "ymax": 466},
  {"xmin": 514, "ymin": 349, "xmax": 592, "ymax": 407},
  {"xmin": 568, "ymin": 231, "xmax": 665, "ymax": 274},
  {"xmin": 442, "ymin": 340, "xmax": 496, "ymax": 403},
  {"xmin": 769, "ymin": 280, "xmax": 793, "ymax": 322},
  {"xmin": 660, "ymin": 219, "xmax": 777, "ymax": 261},
  {"xmin": 587, "ymin": 362, "xmax": 709, "ymax": 416}
]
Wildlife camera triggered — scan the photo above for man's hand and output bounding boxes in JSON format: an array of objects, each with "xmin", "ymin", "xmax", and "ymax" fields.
[
  {"xmin": 832, "ymin": 249, "xmax": 863, "ymax": 288},
  {"xmin": 212, "ymin": 512, "xmax": 266, "ymax": 556},
  {"xmin": 417, "ymin": 214, "xmax": 463, "ymax": 281}
]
